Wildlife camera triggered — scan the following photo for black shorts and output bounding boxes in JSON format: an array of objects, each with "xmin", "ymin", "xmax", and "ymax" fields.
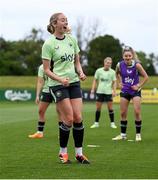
[
  {"xmin": 120, "ymin": 90, "xmax": 141, "ymax": 101},
  {"xmin": 40, "ymin": 92, "xmax": 53, "ymax": 103},
  {"xmin": 96, "ymin": 93, "xmax": 113, "ymax": 102},
  {"xmin": 49, "ymin": 81, "xmax": 82, "ymax": 103}
]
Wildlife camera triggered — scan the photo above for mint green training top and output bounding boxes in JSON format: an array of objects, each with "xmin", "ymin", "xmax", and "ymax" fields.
[
  {"xmin": 94, "ymin": 67, "xmax": 116, "ymax": 94},
  {"xmin": 38, "ymin": 64, "xmax": 49, "ymax": 93},
  {"xmin": 42, "ymin": 34, "xmax": 80, "ymax": 86}
]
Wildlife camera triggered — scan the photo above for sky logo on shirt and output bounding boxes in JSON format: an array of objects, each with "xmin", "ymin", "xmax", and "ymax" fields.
[
  {"xmin": 125, "ymin": 77, "xmax": 134, "ymax": 85},
  {"xmin": 101, "ymin": 78, "xmax": 109, "ymax": 82},
  {"xmin": 61, "ymin": 53, "xmax": 74, "ymax": 62}
]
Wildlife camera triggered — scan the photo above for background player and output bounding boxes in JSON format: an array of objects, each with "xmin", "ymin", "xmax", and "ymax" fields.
[
  {"xmin": 112, "ymin": 46, "xmax": 148, "ymax": 141},
  {"xmin": 90, "ymin": 57, "xmax": 117, "ymax": 129}
]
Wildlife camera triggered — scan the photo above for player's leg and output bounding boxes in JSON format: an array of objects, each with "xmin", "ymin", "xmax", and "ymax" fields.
[
  {"xmin": 112, "ymin": 93, "xmax": 130, "ymax": 140},
  {"xmin": 50, "ymin": 86, "xmax": 72, "ymax": 163},
  {"xmin": 56, "ymin": 106, "xmax": 62, "ymax": 126},
  {"xmin": 28, "ymin": 101, "xmax": 50, "ymax": 138},
  {"xmin": 90, "ymin": 101, "xmax": 102, "ymax": 128},
  {"xmin": 71, "ymin": 98, "xmax": 90, "ymax": 164},
  {"xmin": 90, "ymin": 93, "xmax": 104, "ymax": 128},
  {"xmin": 56, "ymin": 98, "xmax": 73, "ymax": 163},
  {"xmin": 133, "ymin": 95, "xmax": 142, "ymax": 141},
  {"xmin": 29, "ymin": 92, "xmax": 52, "ymax": 138},
  {"xmin": 69, "ymin": 82, "xmax": 89, "ymax": 164},
  {"xmin": 106, "ymin": 95, "xmax": 117, "ymax": 129}
]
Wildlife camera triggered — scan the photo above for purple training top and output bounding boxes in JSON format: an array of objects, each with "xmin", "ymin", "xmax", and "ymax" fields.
[{"xmin": 119, "ymin": 60, "xmax": 139, "ymax": 95}]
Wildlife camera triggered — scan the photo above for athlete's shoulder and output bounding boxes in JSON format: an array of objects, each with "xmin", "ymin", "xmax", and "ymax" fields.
[
  {"xmin": 38, "ymin": 64, "xmax": 44, "ymax": 76},
  {"xmin": 116, "ymin": 60, "xmax": 122, "ymax": 67},
  {"xmin": 131, "ymin": 59, "xmax": 139, "ymax": 67},
  {"xmin": 96, "ymin": 67, "xmax": 104, "ymax": 72},
  {"xmin": 135, "ymin": 61, "xmax": 143, "ymax": 68},
  {"xmin": 44, "ymin": 35, "xmax": 56, "ymax": 44},
  {"xmin": 66, "ymin": 33, "xmax": 75, "ymax": 39},
  {"xmin": 135, "ymin": 59, "xmax": 141, "ymax": 63},
  {"xmin": 65, "ymin": 34, "xmax": 77, "ymax": 42},
  {"xmin": 38, "ymin": 64, "xmax": 43, "ymax": 70},
  {"xmin": 38, "ymin": 64, "xmax": 44, "ymax": 74},
  {"xmin": 119, "ymin": 59, "xmax": 124, "ymax": 64},
  {"xmin": 110, "ymin": 68, "xmax": 115, "ymax": 73}
]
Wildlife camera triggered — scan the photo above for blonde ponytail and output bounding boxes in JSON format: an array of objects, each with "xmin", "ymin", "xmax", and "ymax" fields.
[{"xmin": 47, "ymin": 13, "xmax": 62, "ymax": 34}]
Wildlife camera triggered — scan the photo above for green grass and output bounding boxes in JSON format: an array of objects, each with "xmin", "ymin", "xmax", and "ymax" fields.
[
  {"xmin": 0, "ymin": 102, "xmax": 158, "ymax": 179},
  {"xmin": 0, "ymin": 76, "xmax": 157, "ymax": 89},
  {"xmin": 0, "ymin": 76, "xmax": 37, "ymax": 89}
]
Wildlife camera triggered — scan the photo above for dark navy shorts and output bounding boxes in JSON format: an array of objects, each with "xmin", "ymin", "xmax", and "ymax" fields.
[
  {"xmin": 40, "ymin": 92, "xmax": 53, "ymax": 103},
  {"xmin": 49, "ymin": 81, "xmax": 82, "ymax": 103},
  {"xmin": 120, "ymin": 90, "xmax": 141, "ymax": 101},
  {"xmin": 96, "ymin": 93, "xmax": 113, "ymax": 102}
]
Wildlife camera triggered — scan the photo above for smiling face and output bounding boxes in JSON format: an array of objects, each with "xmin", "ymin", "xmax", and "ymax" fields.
[
  {"xmin": 54, "ymin": 13, "xmax": 68, "ymax": 34},
  {"xmin": 123, "ymin": 51, "xmax": 133, "ymax": 65},
  {"xmin": 104, "ymin": 58, "xmax": 112, "ymax": 70}
]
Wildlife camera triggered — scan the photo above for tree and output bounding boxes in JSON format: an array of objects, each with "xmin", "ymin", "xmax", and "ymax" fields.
[
  {"xmin": 137, "ymin": 51, "xmax": 156, "ymax": 75},
  {"xmin": 73, "ymin": 17, "xmax": 106, "ymax": 71},
  {"xmin": 0, "ymin": 29, "xmax": 44, "ymax": 75},
  {"xmin": 87, "ymin": 35, "xmax": 122, "ymax": 75},
  {"xmin": 148, "ymin": 53, "xmax": 158, "ymax": 74}
]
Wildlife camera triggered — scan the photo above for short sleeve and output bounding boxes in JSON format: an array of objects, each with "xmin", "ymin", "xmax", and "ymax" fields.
[
  {"xmin": 73, "ymin": 38, "xmax": 80, "ymax": 54},
  {"xmin": 94, "ymin": 69, "xmax": 99, "ymax": 80},
  {"xmin": 112, "ymin": 70, "xmax": 116, "ymax": 81},
  {"xmin": 41, "ymin": 42, "xmax": 53, "ymax": 61},
  {"xmin": 38, "ymin": 65, "xmax": 44, "ymax": 77},
  {"xmin": 67, "ymin": 35, "xmax": 80, "ymax": 54}
]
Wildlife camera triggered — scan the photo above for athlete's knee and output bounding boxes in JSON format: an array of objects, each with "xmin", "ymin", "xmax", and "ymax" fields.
[
  {"xmin": 134, "ymin": 109, "xmax": 141, "ymax": 117},
  {"xmin": 73, "ymin": 113, "xmax": 82, "ymax": 122},
  {"xmin": 121, "ymin": 110, "xmax": 127, "ymax": 118},
  {"xmin": 96, "ymin": 107, "xmax": 101, "ymax": 111},
  {"xmin": 38, "ymin": 108, "xmax": 46, "ymax": 116},
  {"xmin": 63, "ymin": 114, "xmax": 73, "ymax": 125}
]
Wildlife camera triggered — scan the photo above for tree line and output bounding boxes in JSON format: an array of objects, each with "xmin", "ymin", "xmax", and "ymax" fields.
[{"xmin": 0, "ymin": 28, "xmax": 157, "ymax": 76}]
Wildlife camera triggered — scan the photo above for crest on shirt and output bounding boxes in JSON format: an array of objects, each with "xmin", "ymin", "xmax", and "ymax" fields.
[
  {"xmin": 127, "ymin": 69, "xmax": 132, "ymax": 74},
  {"xmin": 55, "ymin": 45, "xmax": 59, "ymax": 50},
  {"xmin": 69, "ymin": 43, "xmax": 73, "ymax": 47}
]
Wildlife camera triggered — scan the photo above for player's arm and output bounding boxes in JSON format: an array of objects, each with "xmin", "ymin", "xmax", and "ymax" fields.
[
  {"xmin": 90, "ymin": 78, "xmax": 97, "ymax": 99},
  {"xmin": 35, "ymin": 76, "xmax": 44, "ymax": 104},
  {"xmin": 43, "ymin": 59, "xmax": 69, "ymax": 86},
  {"xmin": 115, "ymin": 63, "xmax": 122, "ymax": 89},
  {"xmin": 132, "ymin": 63, "xmax": 149, "ymax": 90},
  {"xmin": 74, "ymin": 54, "xmax": 86, "ymax": 81},
  {"xmin": 90, "ymin": 78, "xmax": 97, "ymax": 94},
  {"xmin": 112, "ymin": 80, "xmax": 117, "ymax": 96}
]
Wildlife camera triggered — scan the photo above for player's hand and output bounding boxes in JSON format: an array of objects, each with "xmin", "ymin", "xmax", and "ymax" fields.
[
  {"xmin": 119, "ymin": 83, "xmax": 123, "ymax": 89},
  {"xmin": 79, "ymin": 72, "xmax": 86, "ymax": 81},
  {"xmin": 60, "ymin": 77, "xmax": 70, "ymax": 86},
  {"xmin": 131, "ymin": 84, "xmax": 140, "ymax": 91},
  {"xmin": 112, "ymin": 91, "xmax": 116, "ymax": 97},
  {"xmin": 90, "ymin": 92, "xmax": 95, "ymax": 99},
  {"xmin": 35, "ymin": 96, "xmax": 40, "ymax": 104}
]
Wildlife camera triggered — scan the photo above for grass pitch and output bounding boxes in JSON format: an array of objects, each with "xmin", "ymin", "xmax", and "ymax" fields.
[{"xmin": 0, "ymin": 102, "xmax": 158, "ymax": 179}]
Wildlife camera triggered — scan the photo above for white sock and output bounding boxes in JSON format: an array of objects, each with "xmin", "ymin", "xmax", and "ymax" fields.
[
  {"xmin": 59, "ymin": 147, "xmax": 67, "ymax": 154},
  {"xmin": 121, "ymin": 133, "xmax": 126, "ymax": 137},
  {"xmin": 75, "ymin": 147, "xmax": 83, "ymax": 156},
  {"xmin": 37, "ymin": 131, "xmax": 43, "ymax": 134}
]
